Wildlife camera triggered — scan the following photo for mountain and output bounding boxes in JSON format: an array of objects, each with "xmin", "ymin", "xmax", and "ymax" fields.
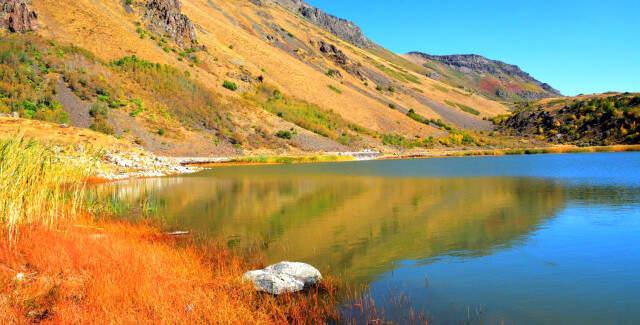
[
  {"xmin": 404, "ymin": 52, "xmax": 561, "ymax": 102},
  {"xmin": 0, "ymin": 0, "xmax": 516, "ymax": 157}
]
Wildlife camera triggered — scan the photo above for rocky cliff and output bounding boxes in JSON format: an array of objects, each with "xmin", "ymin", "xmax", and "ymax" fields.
[
  {"xmin": 143, "ymin": 0, "xmax": 198, "ymax": 49},
  {"xmin": 270, "ymin": 0, "xmax": 370, "ymax": 48},
  {"xmin": 0, "ymin": 0, "xmax": 37, "ymax": 32}
]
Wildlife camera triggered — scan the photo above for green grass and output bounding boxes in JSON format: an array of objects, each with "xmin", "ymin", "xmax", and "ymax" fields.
[
  {"xmin": 445, "ymin": 100, "xmax": 480, "ymax": 116},
  {"xmin": 381, "ymin": 134, "xmax": 435, "ymax": 149},
  {"xmin": 0, "ymin": 138, "xmax": 92, "ymax": 240},
  {"xmin": 406, "ymin": 109, "xmax": 453, "ymax": 131},
  {"xmin": 452, "ymin": 89, "xmax": 473, "ymax": 97},
  {"xmin": 432, "ymin": 84, "xmax": 449, "ymax": 93},
  {"xmin": 327, "ymin": 85, "xmax": 342, "ymax": 94},
  {"xmin": 372, "ymin": 61, "xmax": 422, "ymax": 84}
]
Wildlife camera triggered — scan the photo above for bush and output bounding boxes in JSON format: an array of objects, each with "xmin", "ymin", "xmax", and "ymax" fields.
[
  {"xmin": 275, "ymin": 130, "xmax": 292, "ymax": 140},
  {"xmin": 89, "ymin": 102, "xmax": 108, "ymax": 118},
  {"xmin": 223, "ymin": 80, "xmax": 238, "ymax": 91},
  {"xmin": 89, "ymin": 102, "xmax": 114, "ymax": 135}
]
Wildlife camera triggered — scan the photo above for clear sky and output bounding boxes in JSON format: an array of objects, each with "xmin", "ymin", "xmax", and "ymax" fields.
[{"xmin": 305, "ymin": 0, "xmax": 639, "ymax": 96}]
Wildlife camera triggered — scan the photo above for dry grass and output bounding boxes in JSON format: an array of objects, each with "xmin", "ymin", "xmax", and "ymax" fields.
[
  {"xmin": 0, "ymin": 221, "xmax": 339, "ymax": 324},
  {"xmin": 0, "ymin": 137, "xmax": 90, "ymax": 241},
  {"xmin": 0, "ymin": 137, "xmax": 340, "ymax": 324}
]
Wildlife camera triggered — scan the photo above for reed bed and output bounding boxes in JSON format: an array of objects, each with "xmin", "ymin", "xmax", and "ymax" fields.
[{"xmin": 0, "ymin": 137, "xmax": 90, "ymax": 240}]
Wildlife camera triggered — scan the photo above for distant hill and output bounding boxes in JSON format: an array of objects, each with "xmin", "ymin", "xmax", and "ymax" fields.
[
  {"xmin": 404, "ymin": 52, "xmax": 561, "ymax": 102},
  {"xmin": 496, "ymin": 93, "xmax": 640, "ymax": 145}
]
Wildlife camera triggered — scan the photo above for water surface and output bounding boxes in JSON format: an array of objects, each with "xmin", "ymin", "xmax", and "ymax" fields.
[{"xmin": 97, "ymin": 152, "xmax": 640, "ymax": 324}]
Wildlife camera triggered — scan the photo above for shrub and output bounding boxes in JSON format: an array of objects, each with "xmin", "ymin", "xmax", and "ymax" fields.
[
  {"xmin": 89, "ymin": 102, "xmax": 109, "ymax": 118},
  {"xmin": 89, "ymin": 102, "xmax": 114, "ymax": 135},
  {"xmin": 381, "ymin": 134, "xmax": 424, "ymax": 148},
  {"xmin": 223, "ymin": 80, "xmax": 238, "ymax": 91},
  {"xmin": 275, "ymin": 130, "xmax": 292, "ymax": 140}
]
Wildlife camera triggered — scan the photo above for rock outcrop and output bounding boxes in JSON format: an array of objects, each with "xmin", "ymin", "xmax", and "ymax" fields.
[
  {"xmin": 271, "ymin": 0, "xmax": 370, "ymax": 48},
  {"xmin": 317, "ymin": 40, "xmax": 364, "ymax": 80},
  {"xmin": 143, "ymin": 0, "xmax": 198, "ymax": 49},
  {"xmin": 243, "ymin": 261, "xmax": 322, "ymax": 295},
  {"xmin": 0, "ymin": 0, "xmax": 37, "ymax": 32}
]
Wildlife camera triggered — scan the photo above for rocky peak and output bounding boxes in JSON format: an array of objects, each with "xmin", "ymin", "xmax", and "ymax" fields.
[
  {"xmin": 0, "ymin": 0, "xmax": 38, "ymax": 33},
  {"xmin": 143, "ymin": 0, "xmax": 198, "ymax": 49},
  {"xmin": 271, "ymin": 0, "xmax": 370, "ymax": 48}
]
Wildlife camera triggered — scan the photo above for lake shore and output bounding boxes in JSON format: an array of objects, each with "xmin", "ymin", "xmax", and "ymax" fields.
[
  {"xmin": 180, "ymin": 144, "xmax": 640, "ymax": 169},
  {"xmin": 0, "ymin": 137, "xmax": 341, "ymax": 324}
]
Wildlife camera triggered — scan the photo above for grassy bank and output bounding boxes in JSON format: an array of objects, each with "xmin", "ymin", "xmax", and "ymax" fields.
[{"xmin": 0, "ymin": 137, "xmax": 339, "ymax": 323}]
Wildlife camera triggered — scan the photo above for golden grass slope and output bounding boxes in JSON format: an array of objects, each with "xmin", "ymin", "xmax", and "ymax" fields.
[{"xmin": 32, "ymin": 0, "xmax": 509, "ymax": 151}]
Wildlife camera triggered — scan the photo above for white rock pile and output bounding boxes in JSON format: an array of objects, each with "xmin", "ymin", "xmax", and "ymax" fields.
[{"xmin": 96, "ymin": 152, "xmax": 198, "ymax": 180}]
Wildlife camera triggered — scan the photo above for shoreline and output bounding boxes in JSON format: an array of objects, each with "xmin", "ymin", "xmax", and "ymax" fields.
[
  {"xmin": 177, "ymin": 144, "xmax": 640, "ymax": 168},
  {"xmin": 87, "ymin": 144, "xmax": 640, "ymax": 183}
]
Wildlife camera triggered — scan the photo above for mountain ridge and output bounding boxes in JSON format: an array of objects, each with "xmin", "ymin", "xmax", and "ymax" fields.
[
  {"xmin": 268, "ymin": 0, "xmax": 370, "ymax": 48},
  {"xmin": 405, "ymin": 51, "xmax": 561, "ymax": 102}
]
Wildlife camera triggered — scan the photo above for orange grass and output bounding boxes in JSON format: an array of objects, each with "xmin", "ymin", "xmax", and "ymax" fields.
[{"xmin": 0, "ymin": 220, "xmax": 339, "ymax": 324}]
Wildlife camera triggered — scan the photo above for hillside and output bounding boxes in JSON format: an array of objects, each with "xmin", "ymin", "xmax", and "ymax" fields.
[
  {"xmin": 404, "ymin": 52, "xmax": 561, "ymax": 102},
  {"xmin": 0, "ymin": 0, "xmax": 514, "ymax": 157},
  {"xmin": 495, "ymin": 93, "xmax": 640, "ymax": 146}
]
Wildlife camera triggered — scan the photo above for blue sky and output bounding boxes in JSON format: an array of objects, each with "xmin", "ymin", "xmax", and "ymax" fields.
[{"xmin": 305, "ymin": 0, "xmax": 639, "ymax": 96}]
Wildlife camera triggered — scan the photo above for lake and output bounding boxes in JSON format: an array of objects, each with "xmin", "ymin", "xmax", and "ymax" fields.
[{"xmin": 96, "ymin": 152, "xmax": 640, "ymax": 324}]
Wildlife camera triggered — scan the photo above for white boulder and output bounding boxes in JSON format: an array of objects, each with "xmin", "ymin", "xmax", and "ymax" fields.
[{"xmin": 243, "ymin": 261, "xmax": 322, "ymax": 295}]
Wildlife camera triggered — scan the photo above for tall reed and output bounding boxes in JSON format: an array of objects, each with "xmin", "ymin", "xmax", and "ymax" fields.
[{"xmin": 0, "ymin": 137, "xmax": 90, "ymax": 240}]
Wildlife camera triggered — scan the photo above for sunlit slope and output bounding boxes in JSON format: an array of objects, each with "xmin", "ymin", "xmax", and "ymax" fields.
[
  {"xmin": 30, "ymin": 0, "xmax": 509, "ymax": 154},
  {"xmin": 403, "ymin": 52, "xmax": 561, "ymax": 102}
]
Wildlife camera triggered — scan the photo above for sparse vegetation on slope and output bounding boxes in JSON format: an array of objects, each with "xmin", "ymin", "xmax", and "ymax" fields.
[
  {"xmin": 0, "ymin": 36, "xmax": 68, "ymax": 123},
  {"xmin": 246, "ymin": 85, "xmax": 374, "ymax": 146},
  {"xmin": 497, "ymin": 94, "xmax": 640, "ymax": 146},
  {"xmin": 404, "ymin": 52, "xmax": 560, "ymax": 102},
  {"xmin": 445, "ymin": 100, "xmax": 480, "ymax": 116}
]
